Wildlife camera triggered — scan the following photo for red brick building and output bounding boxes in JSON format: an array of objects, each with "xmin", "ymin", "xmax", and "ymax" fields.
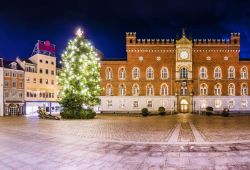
[{"xmin": 100, "ymin": 31, "xmax": 250, "ymax": 113}]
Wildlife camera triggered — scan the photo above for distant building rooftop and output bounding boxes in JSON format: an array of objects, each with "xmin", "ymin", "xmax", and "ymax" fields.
[{"xmin": 2, "ymin": 60, "xmax": 24, "ymax": 71}]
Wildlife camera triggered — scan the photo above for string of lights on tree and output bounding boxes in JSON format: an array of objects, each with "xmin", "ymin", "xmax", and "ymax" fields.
[{"xmin": 59, "ymin": 28, "xmax": 101, "ymax": 108}]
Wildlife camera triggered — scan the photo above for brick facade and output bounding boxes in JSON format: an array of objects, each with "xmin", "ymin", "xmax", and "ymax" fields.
[{"xmin": 100, "ymin": 31, "xmax": 250, "ymax": 113}]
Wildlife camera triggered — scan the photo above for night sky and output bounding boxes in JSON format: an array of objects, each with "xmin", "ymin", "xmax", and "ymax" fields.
[{"xmin": 0, "ymin": 0, "xmax": 250, "ymax": 61}]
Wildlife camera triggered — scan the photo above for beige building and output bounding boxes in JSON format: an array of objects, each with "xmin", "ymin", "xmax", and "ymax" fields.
[
  {"xmin": 0, "ymin": 58, "xmax": 3, "ymax": 116},
  {"xmin": 17, "ymin": 40, "xmax": 61, "ymax": 115}
]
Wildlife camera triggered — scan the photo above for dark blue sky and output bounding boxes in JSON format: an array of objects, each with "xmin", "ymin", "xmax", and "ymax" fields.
[{"xmin": 0, "ymin": 0, "xmax": 250, "ymax": 60}]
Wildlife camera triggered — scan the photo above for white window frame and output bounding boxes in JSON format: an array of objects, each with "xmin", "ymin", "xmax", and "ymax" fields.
[
  {"xmin": 228, "ymin": 66, "xmax": 235, "ymax": 79},
  {"xmin": 118, "ymin": 67, "xmax": 126, "ymax": 80},
  {"xmin": 133, "ymin": 100, "xmax": 139, "ymax": 108},
  {"xmin": 119, "ymin": 84, "xmax": 126, "ymax": 96},
  {"xmin": 241, "ymin": 66, "xmax": 248, "ymax": 79},
  {"xmin": 106, "ymin": 67, "xmax": 113, "ymax": 80},
  {"xmin": 106, "ymin": 84, "xmax": 113, "ymax": 96},
  {"xmin": 147, "ymin": 100, "xmax": 153, "ymax": 108},
  {"xmin": 215, "ymin": 99, "xmax": 222, "ymax": 108},
  {"xmin": 214, "ymin": 83, "xmax": 222, "ymax": 96},
  {"xmin": 146, "ymin": 67, "xmax": 154, "ymax": 80},
  {"xmin": 228, "ymin": 99, "xmax": 235, "ymax": 109},
  {"xmin": 200, "ymin": 83, "xmax": 208, "ymax": 96},
  {"xmin": 241, "ymin": 100, "xmax": 248, "ymax": 108},
  {"xmin": 146, "ymin": 84, "xmax": 154, "ymax": 96},
  {"xmin": 132, "ymin": 83, "xmax": 140, "ymax": 96},
  {"xmin": 180, "ymin": 67, "xmax": 188, "ymax": 79},
  {"xmin": 228, "ymin": 83, "xmax": 235, "ymax": 96},
  {"xmin": 199, "ymin": 67, "xmax": 207, "ymax": 79},
  {"xmin": 241, "ymin": 83, "xmax": 248, "ymax": 96},
  {"xmin": 132, "ymin": 67, "xmax": 140, "ymax": 80},
  {"xmin": 214, "ymin": 67, "xmax": 222, "ymax": 79},
  {"xmin": 160, "ymin": 83, "xmax": 168, "ymax": 96},
  {"xmin": 161, "ymin": 67, "xmax": 168, "ymax": 79}
]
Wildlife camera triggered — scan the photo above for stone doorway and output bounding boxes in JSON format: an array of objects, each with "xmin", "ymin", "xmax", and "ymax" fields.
[{"xmin": 180, "ymin": 99, "xmax": 189, "ymax": 113}]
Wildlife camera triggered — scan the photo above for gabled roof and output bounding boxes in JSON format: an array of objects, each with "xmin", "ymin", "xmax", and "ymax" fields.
[
  {"xmin": 24, "ymin": 59, "xmax": 35, "ymax": 64},
  {"xmin": 3, "ymin": 60, "xmax": 24, "ymax": 71}
]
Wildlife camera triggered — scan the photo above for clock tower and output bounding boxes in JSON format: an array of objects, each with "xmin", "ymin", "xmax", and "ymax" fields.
[{"xmin": 175, "ymin": 29, "xmax": 193, "ymax": 113}]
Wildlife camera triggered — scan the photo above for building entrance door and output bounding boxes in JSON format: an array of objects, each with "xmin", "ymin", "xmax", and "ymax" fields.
[{"xmin": 180, "ymin": 99, "xmax": 188, "ymax": 113}]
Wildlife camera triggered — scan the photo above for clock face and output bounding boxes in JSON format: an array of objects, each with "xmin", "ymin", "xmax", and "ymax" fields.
[{"xmin": 180, "ymin": 51, "xmax": 189, "ymax": 59}]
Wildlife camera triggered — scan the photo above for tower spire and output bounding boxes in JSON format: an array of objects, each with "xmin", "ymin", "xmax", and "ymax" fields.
[{"xmin": 182, "ymin": 28, "xmax": 186, "ymax": 37}]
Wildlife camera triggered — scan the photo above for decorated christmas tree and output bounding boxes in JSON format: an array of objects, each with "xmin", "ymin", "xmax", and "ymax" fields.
[{"xmin": 59, "ymin": 28, "xmax": 101, "ymax": 119}]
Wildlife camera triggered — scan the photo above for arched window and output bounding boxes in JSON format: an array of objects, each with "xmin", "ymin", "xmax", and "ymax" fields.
[
  {"xmin": 118, "ymin": 67, "xmax": 126, "ymax": 80},
  {"xmin": 146, "ymin": 67, "xmax": 154, "ymax": 79},
  {"xmin": 132, "ymin": 84, "xmax": 140, "ymax": 96},
  {"xmin": 161, "ymin": 67, "xmax": 168, "ymax": 79},
  {"xmin": 228, "ymin": 66, "xmax": 235, "ymax": 79},
  {"xmin": 146, "ymin": 84, "xmax": 154, "ymax": 96},
  {"xmin": 180, "ymin": 67, "xmax": 188, "ymax": 79},
  {"xmin": 132, "ymin": 67, "xmax": 140, "ymax": 80},
  {"xmin": 228, "ymin": 83, "xmax": 235, "ymax": 96},
  {"xmin": 106, "ymin": 67, "xmax": 113, "ymax": 80},
  {"xmin": 214, "ymin": 83, "xmax": 222, "ymax": 96},
  {"xmin": 214, "ymin": 67, "xmax": 222, "ymax": 79},
  {"xmin": 119, "ymin": 84, "xmax": 126, "ymax": 96},
  {"xmin": 241, "ymin": 83, "xmax": 248, "ymax": 96},
  {"xmin": 106, "ymin": 84, "xmax": 113, "ymax": 96},
  {"xmin": 200, "ymin": 83, "xmax": 208, "ymax": 96},
  {"xmin": 160, "ymin": 84, "xmax": 168, "ymax": 96},
  {"xmin": 199, "ymin": 67, "xmax": 207, "ymax": 79},
  {"xmin": 241, "ymin": 66, "xmax": 248, "ymax": 79}
]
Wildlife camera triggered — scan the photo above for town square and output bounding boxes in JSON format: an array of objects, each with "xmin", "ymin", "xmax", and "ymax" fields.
[
  {"xmin": 0, "ymin": 114, "xmax": 250, "ymax": 169},
  {"xmin": 1, "ymin": 0, "xmax": 250, "ymax": 169}
]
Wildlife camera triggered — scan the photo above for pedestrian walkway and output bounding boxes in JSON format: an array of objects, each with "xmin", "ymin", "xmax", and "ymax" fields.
[{"xmin": 0, "ymin": 114, "xmax": 250, "ymax": 169}]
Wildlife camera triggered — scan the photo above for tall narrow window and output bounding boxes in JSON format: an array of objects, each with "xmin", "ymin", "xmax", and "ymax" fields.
[
  {"xmin": 106, "ymin": 67, "xmax": 113, "ymax": 80},
  {"xmin": 132, "ymin": 67, "xmax": 140, "ymax": 80},
  {"xmin": 106, "ymin": 84, "xmax": 112, "ymax": 96},
  {"xmin": 200, "ymin": 83, "xmax": 208, "ymax": 95},
  {"xmin": 228, "ymin": 66, "xmax": 235, "ymax": 79},
  {"xmin": 241, "ymin": 66, "xmax": 248, "ymax": 79},
  {"xmin": 180, "ymin": 67, "xmax": 188, "ymax": 79},
  {"xmin": 146, "ymin": 84, "xmax": 154, "ymax": 96},
  {"xmin": 241, "ymin": 83, "xmax": 248, "ymax": 96},
  {"xmin": 119, "ymin": 84, "xmax": 126, "ymax": 96},
  {"xmin": 228, "ymin": 83, "xmax": 235, "ymax": 96},
  {"xmin": 199, "ymin": 67, "xmax": 207, "ymax": 79},
  {"xmin": 161, "ymin": 67, "xmax": 168, "ymax": 79},
  {"xmin": 146, "ymin": 67, "xmax": 154, "ymax": 80},
  {"xmin": 214, "ymin": 67, "xmax": 222, "ymax": 79},
  {"xmin": 160, "ymin": 84, "xmax": 168, "ymax": 96},
  {"xmin": 132, "ymin": 83, "xmax": 140, "ymax": 96},
  {"xmin": 118, "ymin": 67, "xmax": 126, "ymax": 80},
  {"xmin": 214, "ymin": 83, "xmax": 222, "ymax": 96}
]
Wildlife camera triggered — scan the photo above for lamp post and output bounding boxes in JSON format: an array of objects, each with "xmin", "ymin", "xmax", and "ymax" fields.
[
  {"xmin": 175, "ymin": 92, "xmax": 178, "ymax": 114},
  {"xmin": 190, "ymin": 91, "xmax": 194, "ymax": 113}
]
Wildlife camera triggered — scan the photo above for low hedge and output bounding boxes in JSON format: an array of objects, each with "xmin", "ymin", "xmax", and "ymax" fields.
[
  {"xmin": 158, "ymin": 106, "xmax": 166, "ymax": 116},
  {"xmin": 141, "ymin": 108, "xmax": 149, "ymax": 117},
  {"xmin": 60, "ymin": 108, "xmax": 96, "ymax": 119}
]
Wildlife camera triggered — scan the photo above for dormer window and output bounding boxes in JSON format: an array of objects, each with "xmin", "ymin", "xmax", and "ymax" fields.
[{"xmin": 10, "ymin": 63, "xmax": 17, "ymax": 69}]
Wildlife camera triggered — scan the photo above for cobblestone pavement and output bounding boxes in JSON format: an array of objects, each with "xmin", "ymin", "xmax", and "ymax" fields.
[{"xmin": 0, "ymin": 114, "xmax": 250, "ymax": 169}]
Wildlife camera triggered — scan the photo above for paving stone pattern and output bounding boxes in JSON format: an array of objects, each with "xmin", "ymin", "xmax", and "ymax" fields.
[{"xmin": 0, "ymin": 114, "xmax": 250, "ymax": 169}]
